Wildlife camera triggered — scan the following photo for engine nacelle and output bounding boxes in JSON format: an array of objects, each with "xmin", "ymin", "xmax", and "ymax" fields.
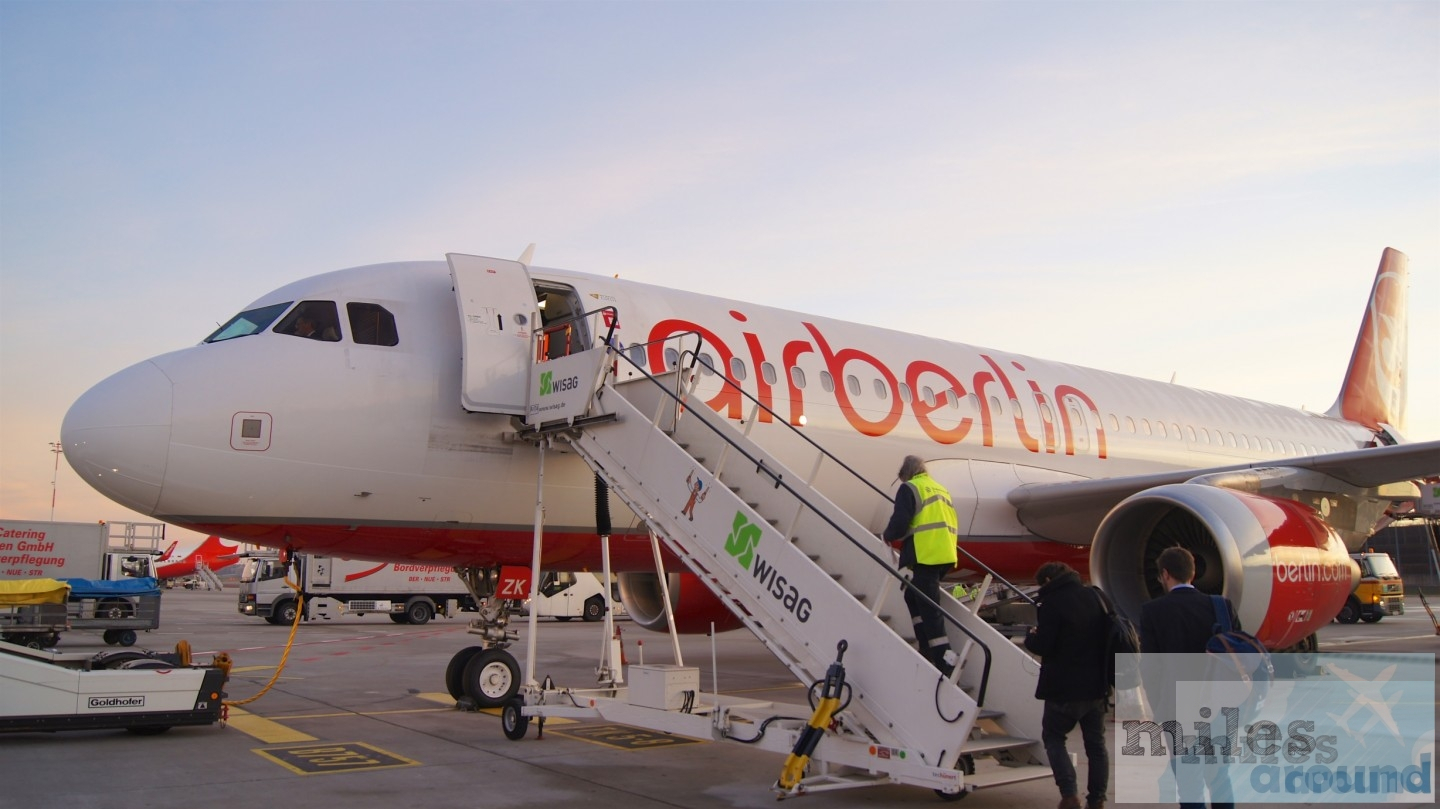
[
  {"xmin": 616, "ymin": 571, "xmax": 747, "ymax": 634},
  {"xmin": 1091, "ymin": 483, "xmax": 1358, "ymax": 650}
]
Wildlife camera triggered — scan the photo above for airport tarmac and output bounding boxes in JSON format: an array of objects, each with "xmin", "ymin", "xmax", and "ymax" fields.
[{"xmin": 3, "ymin": 588, "xmax": 1436, "ymax": 809}]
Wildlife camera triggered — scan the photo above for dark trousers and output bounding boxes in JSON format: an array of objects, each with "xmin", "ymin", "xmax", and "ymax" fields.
[
  {"xmin": 1041, "ymin": 697, "xmax": 1109, "ymax": 804},
  {"xmin": 903, "ymin": 562, "xmax": 952, "ymax": 671}
]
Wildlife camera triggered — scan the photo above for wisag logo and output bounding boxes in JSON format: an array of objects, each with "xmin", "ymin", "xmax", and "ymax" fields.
[
  {"xmin": 724, "ymin": 510, "xmax": 812, "ymax": 623},
  {"xmin": 538, "ymin": 370, "xmax": 580, "ymax": 397}
]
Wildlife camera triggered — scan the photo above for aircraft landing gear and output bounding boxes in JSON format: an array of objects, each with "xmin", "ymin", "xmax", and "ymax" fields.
[{"xmin": 450, "ymin": 566, "xmax": 525, "ymax": 709}]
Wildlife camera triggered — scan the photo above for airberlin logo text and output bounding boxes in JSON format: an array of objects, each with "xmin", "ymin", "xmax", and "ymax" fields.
[
  {"xmin": 643, "ymin": 313, "xmax": 1107, "ymax": 457},
  {"xmin": 724, "ymin": 511, "xmax": 812, "ymax": 622},
  {"xmin": 538, "ymin": 370, "xmax": 580, "ymax": 396}
]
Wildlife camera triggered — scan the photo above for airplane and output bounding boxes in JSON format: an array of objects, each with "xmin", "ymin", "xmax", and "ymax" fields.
[
  {"xmin": 58, "ymin": 245, "xmax": 1437, "ymax": 704},
  {"xmin": 155, "ymin": 540, "xmax": 179, "ymax": 564},
  {"xmin": 153, "ymin": 535, "xmax": 241, "ymax": 581}
]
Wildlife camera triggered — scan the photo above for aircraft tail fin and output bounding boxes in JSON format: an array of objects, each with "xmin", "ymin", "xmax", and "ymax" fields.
[{"xmin": 1326, "ymin": 248, "xmax": 1409, "ymax": 434}]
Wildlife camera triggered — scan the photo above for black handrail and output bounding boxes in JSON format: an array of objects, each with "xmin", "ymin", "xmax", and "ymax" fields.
[{"xmin": 603, "ymin": 339, "xmax": 997, "ymax": 708}]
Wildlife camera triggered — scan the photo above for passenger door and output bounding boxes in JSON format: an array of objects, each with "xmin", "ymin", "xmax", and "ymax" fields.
[{"xmin": 449, "ymin": 254, "xmax": 539, "ymax": 415}]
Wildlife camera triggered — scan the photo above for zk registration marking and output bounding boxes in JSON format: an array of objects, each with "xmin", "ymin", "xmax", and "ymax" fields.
[{"xmin": 254, "ymin": 742, "xmax": 419, "ymax": 775}]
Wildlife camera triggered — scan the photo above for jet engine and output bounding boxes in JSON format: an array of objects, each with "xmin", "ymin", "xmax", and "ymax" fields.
[
  {"xmin": 617, "ymin": 571, "xmax": 747, "ymax": 634},
  {"xmin": 1090, "ymin": 483, "xmax": 1359, "ymax": 650}
]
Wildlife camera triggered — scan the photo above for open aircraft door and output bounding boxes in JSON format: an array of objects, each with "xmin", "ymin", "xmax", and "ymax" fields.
[{"xmin": 450, "ymin": 253, "xmax": 539, "ymax": 415}]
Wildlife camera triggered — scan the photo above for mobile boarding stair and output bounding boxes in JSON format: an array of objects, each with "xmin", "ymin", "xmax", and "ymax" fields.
[{"xmin": 504, "ymin": 339, "xmax": 1051, "ymax": 800}]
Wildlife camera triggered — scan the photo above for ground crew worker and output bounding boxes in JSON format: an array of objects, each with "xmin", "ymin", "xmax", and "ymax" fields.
[{"xmin": 882, "ymin": 455, "xmax": 959, "ymax": 674}]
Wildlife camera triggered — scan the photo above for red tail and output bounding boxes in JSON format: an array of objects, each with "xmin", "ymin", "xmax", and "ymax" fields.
[{"xmin": 1327, "ymin": 248, "xmax": 1409, "ymax": 433}]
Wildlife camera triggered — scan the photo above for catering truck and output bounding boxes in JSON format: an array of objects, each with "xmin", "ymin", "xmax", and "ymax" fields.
[
  {"xmin": 0, "ymin": 521, "xmax": 167, "ymax": 646},
  {"xmin": 0, "ymin": 520, "xmax": 163, "ymax": 581},
  {"xmin": 238, "ymin": 552, "xmax": 477, "ymax": 625}
]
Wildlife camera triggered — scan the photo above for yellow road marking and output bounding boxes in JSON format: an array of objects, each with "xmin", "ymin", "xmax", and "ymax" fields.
[{"xmin": 227, "ymin": 707, "xmax": 317, "ymax": 743}]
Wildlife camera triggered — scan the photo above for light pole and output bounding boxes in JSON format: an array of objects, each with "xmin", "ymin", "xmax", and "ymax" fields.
[{"xmin": 49, "ymin": 441, "xmax": 63, "ymax": 521}]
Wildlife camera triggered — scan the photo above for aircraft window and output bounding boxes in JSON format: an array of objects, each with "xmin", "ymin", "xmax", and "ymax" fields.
[
  {"xmin": 628, "ymin": 345, "xmax": 646, "ymax": 369},
  {"xmin": 1125, "ymin": 416, "xmax": 1136, "ymax": 434},
  {"xmin": 846, "ymin": 375, "xmax": 861, "ymax": 396},
  {"xmin": 1227, "ymin": 431, "xmax": 1237, "ymax": 447},
  {"xmin": 990, "ymin": 395, "xmax": 1003, "ymax": 416},
  {"xmin": 948, "ymin": 391, "xmax": 960, "ymax": 410},
  {"xmin": 820, "ymin": 371, "xmax": 835, "ymax": 393},
  {"xmin": 1155, "ymin": 421, "xmax": 1166, "ymax": 438},
  {"xmin": 730, "ymin": 357, "xmax": 748, "ymax": 381},
  {"xmin": 1040, "ymin": 403, "xmax": 1054, "ymax": 424},
  {"xmin": 664, "ymin": 347, "xmax": 679, "ymax": 369},
  {"xmin": 761, "ymin": 362, "xmax": 777, "ymax": 385},
  {"xmin": 1171, "ymin": 423, "xmax": 1181, "ymax": 440},
  {"xmin": 922, "ymin": 387, "xmax": 937, "ymax": 407},
  {"xmin": 1108, "ymin": 414, "xmax": 1119, "ymax": 432},
  {"xmin": 874, "ymin": 380, "xmax": 889, "ymax": 400},
  {"xmin": 205, "ymin": 301, "xmax": 292, "ymax": 343},
  {"xmin": 790, "ymin": 366, "xmax": 806, "ymax": 389},
  {"xmin": 1263, "ymin": 437, "xmax": 1274, "ymax": 453},
  {"xmin": 898, "ymin": 383, "xmax": 912, "ymax": 403},
  {"xmin": 275, "ymin": 300, "xmax": 342, "ymax": 342},
  {"xmin": 1186, "ymin": 425, "xmax": 1196, "ymax": 442},
  {"xmin": 699, "ymin": 353, "xmax": 717, "ymax": 375},
  {"xmin": 1141, "ymin": 419, "xmax": 1152, "ymax": 436},
  {"xmin": 347, "ymin": 303, "xmax": 398, "ymax": 346}
]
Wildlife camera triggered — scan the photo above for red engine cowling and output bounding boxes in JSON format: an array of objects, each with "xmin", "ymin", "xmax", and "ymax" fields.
[
  {"xmin": 1090, "ymin": 483, "xmax": 1358, "ymax": 650},
  {"xmin": 616, "ymin": 571, "xmax": 747, "ymax": 634}
]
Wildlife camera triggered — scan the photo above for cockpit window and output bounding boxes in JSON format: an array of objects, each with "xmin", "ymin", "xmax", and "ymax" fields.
[
  {"xmin": 348, "ymin": 302, "xmax": 399, "ymax": 346},
  {"xmin": 275, "ymin": 300, "xmax": 342, "ymax": 341},
  {"xmin": 205, "ymin": 301, "xmax": 293, "ymax": 343}
]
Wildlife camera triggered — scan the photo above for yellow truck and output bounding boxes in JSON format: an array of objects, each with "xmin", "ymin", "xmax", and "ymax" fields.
[{"xmin": 1335, "ymin": 551, "xmax": 1405, "ymax": 624}]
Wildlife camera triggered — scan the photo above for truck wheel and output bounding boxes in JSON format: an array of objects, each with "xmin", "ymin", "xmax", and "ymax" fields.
[
  {"xmin": 445, "ymin": 646, "xmax": 484, "ymax": 700},
  {"xmin": 1360, "ymin": 611, "xmax": 1383, "ymax": 623},
  {"xmin": 98, "ymin": 598, "xmax": 133, "ymax": 620},
  {"xmin": 390, "ymin": 613, "xmax": 410, "ymax": 624},
  {"xmin": 405, "ymin": 599, "xmax": 434, "ymax": 625},
  {"xmin": 103, "ymin": 630, "xmax": 119, "ymax": 645},
  {"xmin": 582, "ymin": 596, "xmax": 605, "ymax": 622},
  {"xmin": 462, "ymin": 648, "xmax": 520, "ymax": 708},
  {"xmin": 501, "ymin": 697, "xmax": 530, "ymax": 740},
  {"xmin": 273, "ymin": 599, "xmax": 299, "ymax": 625},
  {"xmin": 1336, "ymin": 597, "xmax": 1360, "ymax": 624}
]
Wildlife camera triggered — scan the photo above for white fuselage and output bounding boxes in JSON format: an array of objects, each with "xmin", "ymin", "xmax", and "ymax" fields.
[{"xmin": 60, "ymin": 260, "xmax": 1371, "ymax": 579}]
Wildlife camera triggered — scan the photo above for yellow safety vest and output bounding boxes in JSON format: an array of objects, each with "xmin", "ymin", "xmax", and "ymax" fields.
[{"xmin": 907, "ymin": 472, "xmax": 959, "ymax": 566}]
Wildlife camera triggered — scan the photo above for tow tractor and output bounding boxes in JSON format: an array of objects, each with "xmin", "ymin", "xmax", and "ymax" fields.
[{"xmin": 0, "ymin": 580, "xmax": 231, "ymax": 734}]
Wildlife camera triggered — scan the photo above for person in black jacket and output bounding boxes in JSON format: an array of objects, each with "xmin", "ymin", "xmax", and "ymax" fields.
[
  {"xmin": 1024, "ymin": 561, "xmax": 1110, "ymax": 809},
  {"xmin": 1138, "ymin": 545, "xmax": 1241, "ymax": 809}
]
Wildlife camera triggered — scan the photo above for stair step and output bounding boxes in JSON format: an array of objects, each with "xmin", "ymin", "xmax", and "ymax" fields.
[
  {"xmin": 962, "ymin": 763, "xmax": 1054, "ymax": 791},
  {"xmin": 960, "ymin": 734, "xmax": 1037, "ymax": 755}
]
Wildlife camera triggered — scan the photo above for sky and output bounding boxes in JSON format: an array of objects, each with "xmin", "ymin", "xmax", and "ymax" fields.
[{"xmin": 2, "ymin": 1, "xmax": 1437, "ymax": 556}]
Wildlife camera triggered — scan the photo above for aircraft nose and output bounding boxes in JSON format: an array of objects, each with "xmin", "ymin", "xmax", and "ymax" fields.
[{"xmin": 61, "ymin": 360, "xmax": 174, "ymax": 515}]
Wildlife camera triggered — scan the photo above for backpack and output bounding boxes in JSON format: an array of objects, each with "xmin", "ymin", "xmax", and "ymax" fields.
[
  {"xmin": 1205, "ymin": 594, "xmax": 1273, "ymax": 701},
  {"xmin": 1091, "ymin": 586, "xmax": 1141, "ymax": 689}
]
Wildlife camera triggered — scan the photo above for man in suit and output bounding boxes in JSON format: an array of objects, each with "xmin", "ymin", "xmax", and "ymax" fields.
[
  {"xmin": 1024, "ymin": 561, "xmax": 1110, "ymax": 809},
  {"xmin": 1138, "ymin": 546, "xmax": 1240, "ymax": 809}
]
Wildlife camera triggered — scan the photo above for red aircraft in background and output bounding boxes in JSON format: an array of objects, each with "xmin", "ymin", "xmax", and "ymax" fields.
[{"xmin": 154, "ymin": 535, "xmax": 240, "ymax": 581}]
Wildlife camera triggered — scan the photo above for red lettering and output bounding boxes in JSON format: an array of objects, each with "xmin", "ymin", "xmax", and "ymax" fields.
[
  {"xmin": 905, "ymin": 360, "xmax": 973, "ymax": 445},
  {"xmin": 977, "ymin": 355, "xmax": 1040, "ymax": 453},
  {"xmin": 803, "ymin": 322, "xmax": 901, "ymax": 437},
  {"xmin": 1019, "ymin": 365, "xmax": 1057, "ymax": 453},
  {"xmin": 646, "ymin": 318, "xmax": 743, "ymax": 419},
  {"xmin": 781, "ymin": 339, "xmax": 814, "ymax": 427},
  {"xmin": 733, "ymin": 311, "xmax": 774, "ymax": 423},
  {"xmin": 1054, "ymin": 386, "xmax": 1108, "ymax": 459}
]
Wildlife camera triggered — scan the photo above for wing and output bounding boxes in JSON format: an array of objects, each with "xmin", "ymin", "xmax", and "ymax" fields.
[{"xmin": 1008, "ymin": 439, "xmax": 1440, "ymax": 546}]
